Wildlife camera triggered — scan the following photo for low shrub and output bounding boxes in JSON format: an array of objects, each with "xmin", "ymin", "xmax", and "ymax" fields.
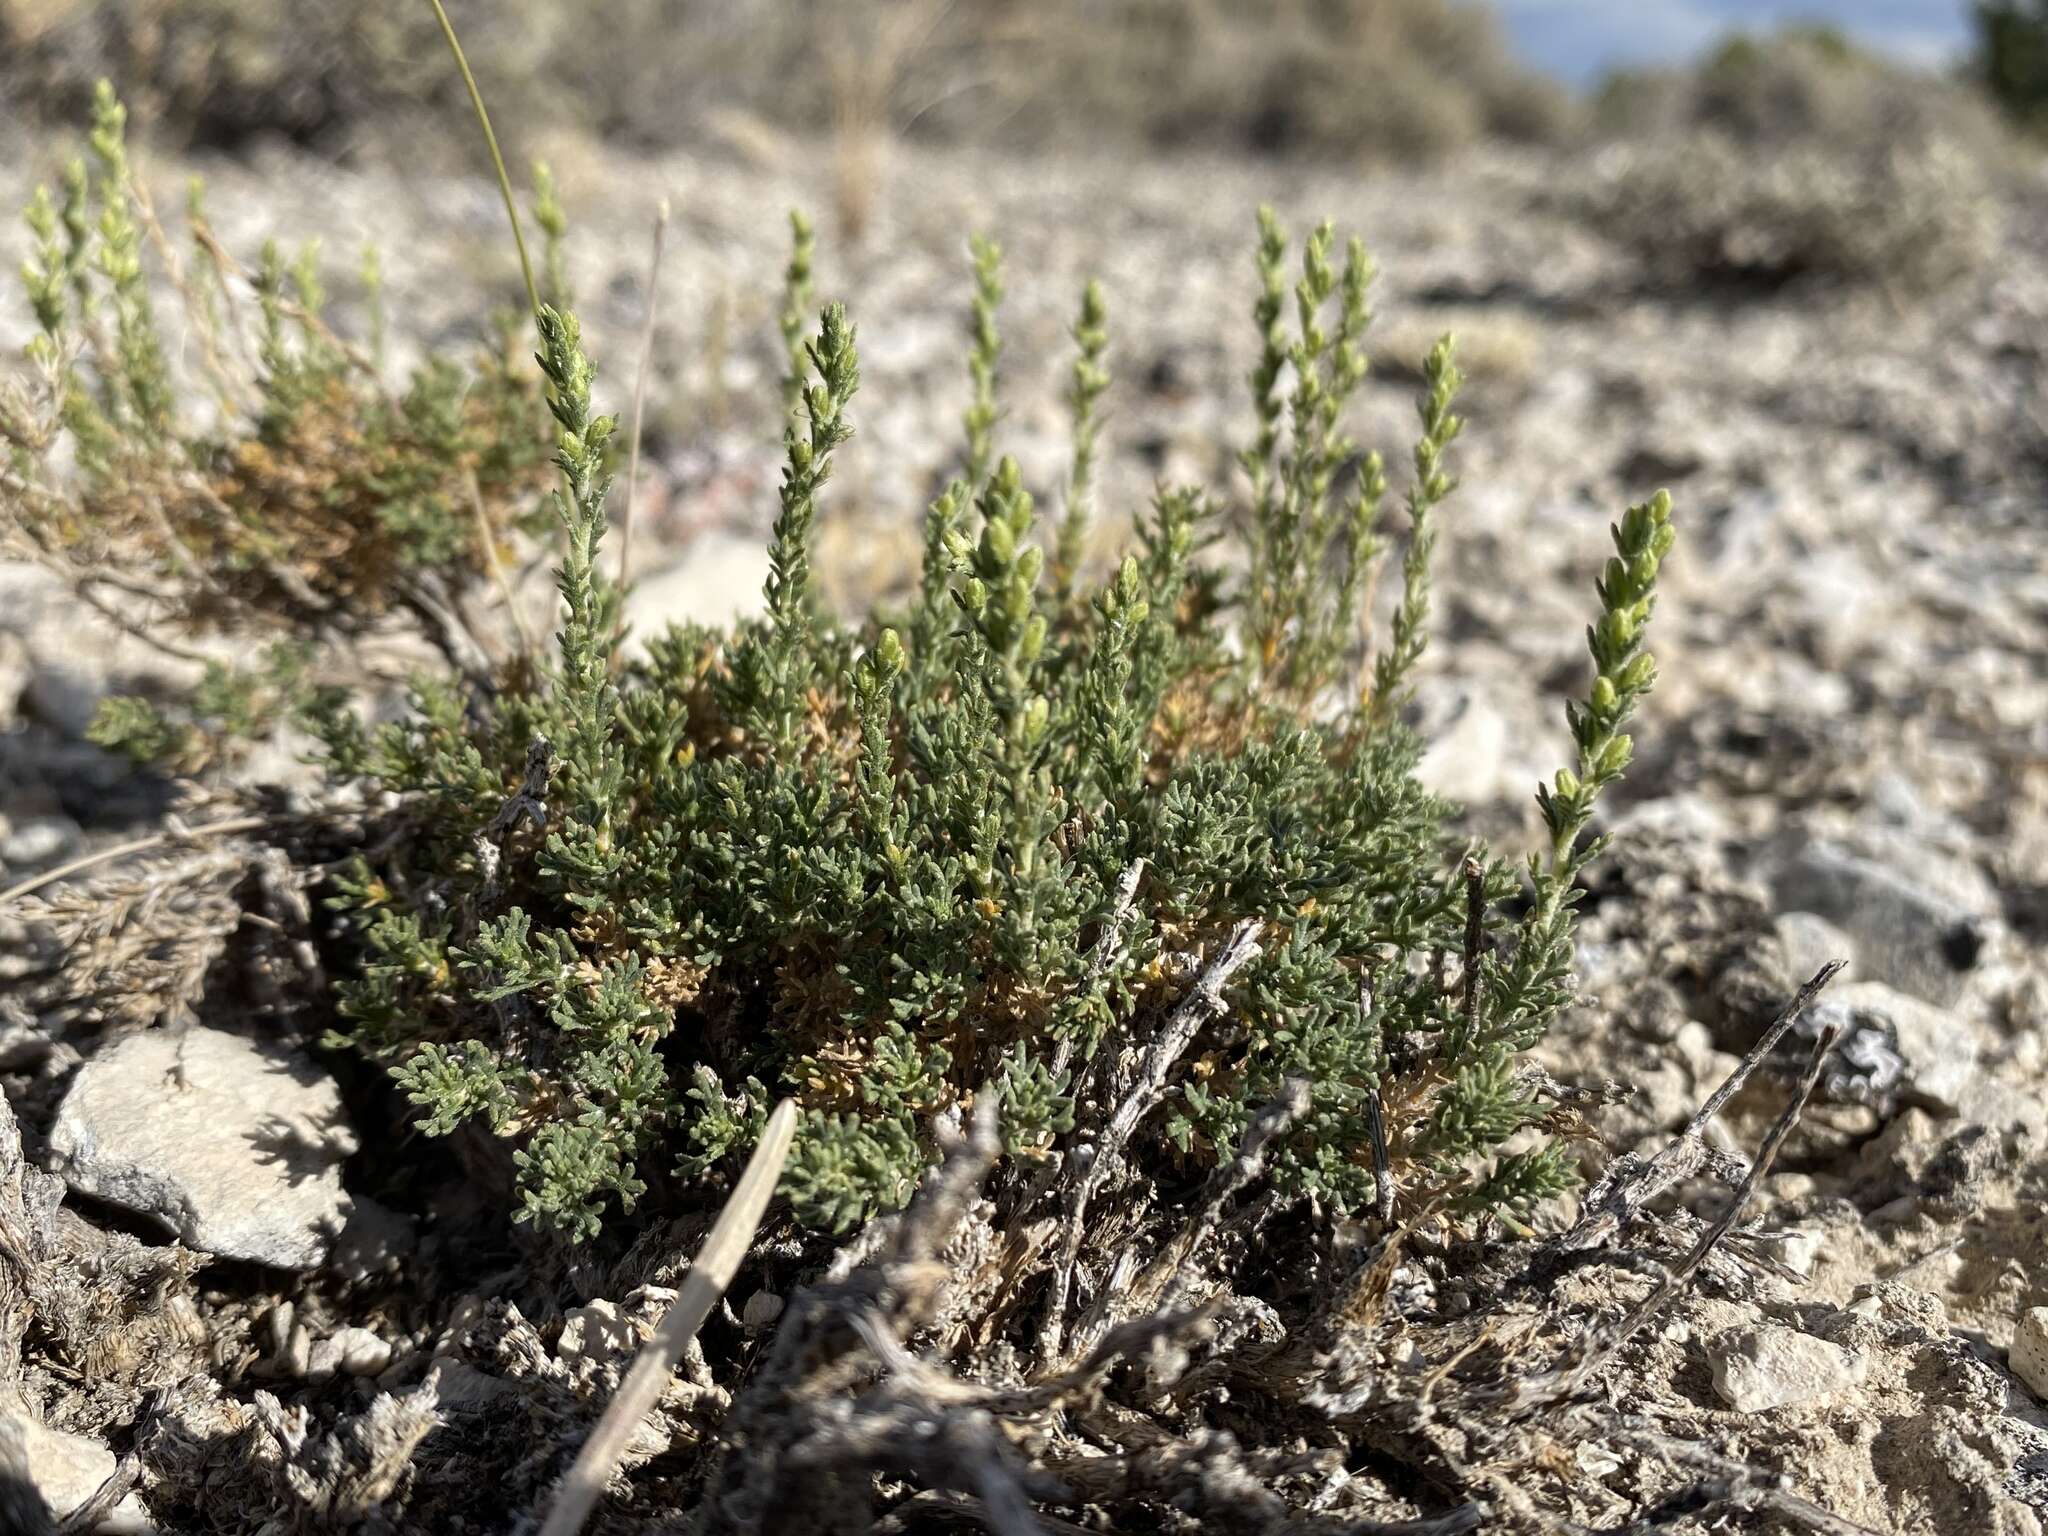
[
  {"xmin": 1977, "ymin": 0, "xmax": 2048, "ymax": 133},
  {"xmin": 1580, "ymin": 27, "xmax": 2009, "ymax": 293},
  {"xmin": 6, "ymin": 87, "xmax": 1676, "ymax": 1246}
]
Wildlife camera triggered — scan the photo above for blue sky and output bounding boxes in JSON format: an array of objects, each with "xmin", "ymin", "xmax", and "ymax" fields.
[{"xmin": 1496, "ymin": 0, "xmax": 1974, "ymax": 84}]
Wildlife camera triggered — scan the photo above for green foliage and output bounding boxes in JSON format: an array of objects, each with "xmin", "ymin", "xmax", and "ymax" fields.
[
  {"xmin": 531, "ymin": 160, "xmax": 572, "ymax": 309},
  {"xmin": 961, "ymin": 234, "xmax": 1003, "ymax": 489},
  {"xmin": 1053, "ymin": 278, "xmax": 1110, "ymax": 603},
  {"xmin": 6, "ymin": 93, "xmax": 1677, "ymax": 1246},
  {"xmin": 1979, "ymin": 0, "xmax": 2048, "ymax": 131},
  {"xmin": 779, "ymin": 210, "xmax": 817, "ymax": 420},
  {"xmin": 87, "ymin": 642, "xmax": 313, "ymax": 773},
  {"xmin": 2, "ymin": 84, "xmax": 553, "ymax": 656},
  {"xmin": 274, "ymin": 210, "xmax": 1676, "ymax": 1241}
]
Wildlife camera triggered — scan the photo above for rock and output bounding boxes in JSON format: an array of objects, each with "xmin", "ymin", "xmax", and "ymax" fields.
[
  {"xmin": 742, "ymin": 1290, "xmax": 784, "ymax": 1329},
  {"xmin": 1414, "ymin": 686, "xmax": 1510, "ymax": 806},
  {"xmin": 624, "ymin": 531, "xmax": 772, "ymax": 651},
  {"xmin": 557, "ymin": 1300, "xmax": 637, "ymax": 1368},
  {"xmin": 305, "ymin": 1334, "xmax": 344, "ymax": 1384},
  {"xmin": 0, "ymin": 1397, "xmax": 153, "ymax": 1533},
  {"xmin": 1709, "ymin": 1325, "xmax": 1866, "ymax": 1413},
  {"xmin": 0, "ymin": 813, "xmax": 82, "ymax": 869},
  {"xmin": 332, "ymin": 1326, "xmax": 395, "ymax": 1378},
  {"xmin": 1753, "ymin": 1229, "xmax": 1821, "ymax": 1280},
  {"xmin": 47, "ymin": 1026, "xmax": 358, "ymax": 1269},
  {"xmin": 1805, "ymin": 981, "xmax": 1983, "ymax": 1115},
  {"xmin": 1769, "ymin": 840, "xmax": 1992, "ymax": 1006},
  {"xmin": 1773, "ymin": 911, "xmax": 1856, "ymax": 989},
  {"xmin": 2013, "ymin": 1308, "xmax": 2048, "ymax": 1402}
]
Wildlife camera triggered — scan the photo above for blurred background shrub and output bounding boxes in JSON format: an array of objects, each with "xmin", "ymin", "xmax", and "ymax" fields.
[{"xmin": 0, "ymin": 0, "xmax": 1574, "ymax": 164}]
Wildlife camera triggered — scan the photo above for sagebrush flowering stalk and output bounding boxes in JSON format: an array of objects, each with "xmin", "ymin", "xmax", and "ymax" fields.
[{"xmin": 961, "ymin": 232, "xmax": 1003, "ymax": 487}]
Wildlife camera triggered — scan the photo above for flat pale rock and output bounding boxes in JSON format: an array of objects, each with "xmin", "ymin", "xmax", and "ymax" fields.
[
  {"xmin": 2012, "ymin": 1307, "xmax": 2048, "ymax": 1401},
  {"xmin": 1709, "ymin": 1325, "xmax": 1866, "ymax": 1413},
  {"xmin": 1415, "ymin": 687, "xmax": 1510, "ymax": 806},
  {"xmin": 0, "ymin": 1401, "xmax": 153, "ymax": 1532},
  {"xmin": 624, "ymin": 531, "xmax": 772, "ymax": 653},
  {"xmin": 48, "ymin": 1026, "xmax": 357, "ymax": 1269}
]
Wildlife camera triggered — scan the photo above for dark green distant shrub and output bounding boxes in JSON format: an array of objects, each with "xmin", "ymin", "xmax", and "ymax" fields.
[
  {"xmin": 1978, "ymin": 1, "xmax": 2048, "ymax": 131},
  {"xmin": 7, "ymin": 91, "xmax": 1677, "ymax": 1246}
]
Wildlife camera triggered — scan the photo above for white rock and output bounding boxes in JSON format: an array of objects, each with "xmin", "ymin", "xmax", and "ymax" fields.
[
  {"xmin": 332, "ymin": 1326, "xmax": 395, "ymax": 1378},
  {"xmin": 1754, "ymin": 1229, "xmax": 1821, "ymax": 1280},
  {"xmin": 557, "ymin": 1300, "xmax": 637, "ymax": 1368},
  {"xmin": 624, "ymin": 531, "xmax": 772, "ymax": 652},
  {"xmin": 48, "ymin": 1026, "xmax": 358, "ymax": 1269},
  {"xmin": 2012, "ymin": 1307, "xmax": 2048, "ymax": 1402},
  {"xmin": 1831, "ymin": 981, "xmax": 1982, "ymax": 1115},
  {"xmin": 0, "ymin": 813, "xmax": 81, "ymax": 868},
  {"xmin": 1709, "ymin": 1325, "xmax": 1866, "ymax": 1413},
  {"xmin": 1415, "ymin": 687, "xmax": 1510, "ymax": 806},
  {"xmin": 0, "ymin": 1398, "xmax": 153, "ymax": 1532}
]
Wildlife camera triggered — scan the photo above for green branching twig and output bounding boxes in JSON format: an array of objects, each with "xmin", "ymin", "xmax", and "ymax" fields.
[
  {"xmin": 1054, "ymin": 277, "xmax": 1110, "ymax": 604},
  {"xmin": 962, "ymin": 232, "xmax": 1003, "ymax": 488}
]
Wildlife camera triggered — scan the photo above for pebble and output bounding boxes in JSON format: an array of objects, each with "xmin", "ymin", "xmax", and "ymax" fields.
[
  {"xmin": 742, "ymin": 1289, "xmax": 785, "ymax": 1329},
  {"xmin": 47, "ymin": 1025, "xmax": 358, "ymax": 1269},
  {"xmin": 1709, "ymin": 1325, "xmax": 1866, "ymax": 1413},
  {"xmin": 333, "ymin": 1326, "xmax": 394, "ymax": 1378},
  {"xmin": 0, "ymin": 812, "xmax": 81, "ymax": 868},
  {"xmin": 557, "ymin": 1299, "xmax": 638, "ymax": 1368},
  {"xmin": 2012, "ymin": 1307, "xmax": 2048, "ymax": 1401},
  {"xmin": 1753, "ymin": 1229, "xmax": 1821, "ymax": 1279},
  {"xmin": 0, "ymin": 1397, "xmax": 153, "ymax": 1533},
  {"xmin": 1770, "ymin": 840, "xmax": 1991, "ymax": 1007}
]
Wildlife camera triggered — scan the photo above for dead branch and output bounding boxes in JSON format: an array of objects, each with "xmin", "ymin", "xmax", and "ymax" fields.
[
  {"xmin": 1038, "ymin": 918, "xmax": 1263, "ymax": 1370},
  {"xmin": 1560, "ymin": 961, "xmax": 1842, "ymax": 1254}
]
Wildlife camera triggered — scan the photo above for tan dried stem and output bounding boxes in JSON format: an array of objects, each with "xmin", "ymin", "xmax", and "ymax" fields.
[{"xmin": 538, "ymin": 1098, "xmax": 799, "ymax": 1536}]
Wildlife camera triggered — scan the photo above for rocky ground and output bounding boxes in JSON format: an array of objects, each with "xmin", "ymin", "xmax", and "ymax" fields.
[{"xmin": 2, "ymin": 128, "xmax": 2047, "ymax": 1532}]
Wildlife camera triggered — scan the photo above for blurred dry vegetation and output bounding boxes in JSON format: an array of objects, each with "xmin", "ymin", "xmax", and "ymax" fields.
[
  {"xmin": 1578, "ymin": 26, "xmax": 2022, "ymax": 293},
  {"xmin": 0, "ymin": 0, "xmax": 1573, "ymax": 165},
  {"xmin": 5, "ymin": 2, "xmax": 2035, "ymax": 294}
]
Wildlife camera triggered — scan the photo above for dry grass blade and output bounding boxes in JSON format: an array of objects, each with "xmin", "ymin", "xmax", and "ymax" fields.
[
  {"xmin": 618, "ymin": 198, "xmax": 671, "ymax": 594},
  {"xmin": 538, "ymin": 1098, "xmax": 799, "ymax": 1536},
  {"xmin": 0, "ymin": 815, "xmax": 269, "ymax": 909}
]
